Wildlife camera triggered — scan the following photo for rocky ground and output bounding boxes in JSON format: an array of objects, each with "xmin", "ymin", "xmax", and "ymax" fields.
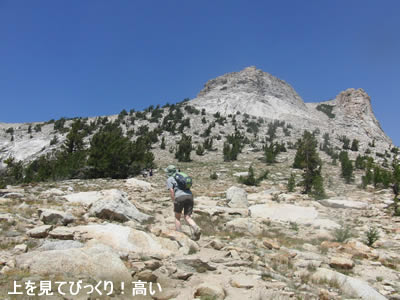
[{"xmin": 1, "ymin": 148, "xmax": 400, "ymax": 300}]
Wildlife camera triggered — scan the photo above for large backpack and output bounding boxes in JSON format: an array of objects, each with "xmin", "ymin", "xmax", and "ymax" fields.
[{"xmin": 174, "ymin": 172, "xmax": 193, "ymax": 190}]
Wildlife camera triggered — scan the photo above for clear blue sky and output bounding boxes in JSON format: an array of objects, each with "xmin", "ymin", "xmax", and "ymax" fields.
[{"xmin": 1, "ymin": 1, "xmax": 399, "ymax": 145}]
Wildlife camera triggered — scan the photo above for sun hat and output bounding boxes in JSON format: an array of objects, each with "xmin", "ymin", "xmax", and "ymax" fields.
[{"xmin": 165, "ymin": 165, "xmax": 177, "ymax": 176}]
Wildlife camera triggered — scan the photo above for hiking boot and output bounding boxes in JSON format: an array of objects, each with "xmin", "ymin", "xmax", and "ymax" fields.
[{"xmin": 192, "ymin": 227, "xmax": 201, "ymax": 241}]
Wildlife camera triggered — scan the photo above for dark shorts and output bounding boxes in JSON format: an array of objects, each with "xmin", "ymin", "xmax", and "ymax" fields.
[{"xmin": 174, "ymin": 194, "xmax": 194, "ymax": 215}]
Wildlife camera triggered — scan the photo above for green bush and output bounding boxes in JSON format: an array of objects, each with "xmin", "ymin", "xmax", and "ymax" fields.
[
  {"xmin": 365, "ymin": 226, "xmax": 380, "ymax": 247},
  {"xmin": 210, "ymin": 172, "xmax": 218, "ymax": 180},
  {"xmin": 316, "ymin": 104, "xmax": 335, "ymax": 118},
  {"xmin": 333, "ymin": 224, "xmax": 353, "ymax": 243}
]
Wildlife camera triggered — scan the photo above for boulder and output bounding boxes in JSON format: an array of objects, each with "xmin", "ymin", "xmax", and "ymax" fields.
[
  {"xmin": 174, "ymin": 258, "xmax": 217, "ymax": 273},
  {"xmin": 311, "ymin": 268, "xmax": 387, "ymax": 300},
  {"xmin": 36, "ymin": 240, "xmax": 84, "ymax": 251},
  {"xmin": 329, "ymin": 256, "xmax": 354, "ymax": 270},
  {"xmin": 38, "ymin": 208, "xmax": 75, "ymax": 225},
  {"xmin": 155, "ymin": 228, "xmax": 200, "ymax": 255},
  {"xmin": 27, "ymin": 225, "xmax": 53, "ymax": 238},
  {"xmin": 63, "ymin": 190, "xmax": 102, "ymax": 206},
  {"xmin": 229, "ymin": 274, "xmax": 256, "ymax": 289},
  {"xmin": 226, "ymin": 186, "xmax": 248, "ymax": 208},
  {"xmin": 319, "ymin": 198, "xmax": 368, "ymax": 209},
  {"xmin": 263, "ymin": 238, "xmax": 280, "ymax": 250},
  {"xmin": 194, "ymin": 282, "xmax": 225, "ymax": 300},
  {"xmin": 48, "ymin": 227, "xmax": 75, "ymax": 240},
  {"xmin": 88, "ymin": 189, "xmax": 153, "ymax": 223},
  {"xmin": 125, "ymin": 178, "xmax": 152, "ymax": 191},
  {"xmin": 15, "ymin": 243, "xmax": 131, "ymax": 283},
  {"xmin": 249, "ymin": 202, "xmax": 339, "ymax": 229},
  {"xmin": 72, "ymin": 223, "xmax": 171, "ymax": 258},
  {"xmin": 225, "ymin": 218, "xmax": 263, "ymax": 236}
]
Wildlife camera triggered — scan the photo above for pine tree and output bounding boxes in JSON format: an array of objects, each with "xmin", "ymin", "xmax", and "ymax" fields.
[
  {"xmin": 175, "ymin": 134, "xmax": 192, "ymax": 162},
  {"xmin": 160, "ymin": 136, "xmax": 166, "ymax": 150},
  {"xmin": 293, "ymin": 131, "xmax": 325, "ymax": 198},
  {"xmin": 340, "ymin": 151, "xmax": 354, "ymax": 183},
  {"xmin": 63, "ymin": 119, "xmax": 85, "ymax": 154},
  {"xmin": 287, "ymin": 173, "xmax": 296, "ymax": 192},
  {"xmin": 196, "ymin": 144, "xmax": 205, "ymax": 156},
  {"xmin": 351, "ymin": 139, "xmax": 359, "ymax": 151}
]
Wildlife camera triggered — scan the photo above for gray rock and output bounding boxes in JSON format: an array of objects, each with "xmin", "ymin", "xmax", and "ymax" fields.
[
  {"xmin": 15, "ymin": 243, "xmax": 131, "ymax": 282},
  {"xmin": 319, "ymin": 198, "xmax": 368, "ymax": 209},
  {"xmin": 249, "ymin": 202, "xmax": 339, "ymax": 229},
  {"xmin": 88, "ymin": 189, "xmax": 153, "ymax": 223},
  {"xmin": 48, "ymin": 227, "xmax": 75, "ymax": 240},
  {"xmin": 175, "ymin": 258, "xmax": 217, "ymax": 273},
  {"xmin": 72, "ymin": 223, "xmax": 172, "ymax": 258},
  {"xmin": 36, "ymin": 240, "xmax": 84, "ymax": 251},
  {"xmin": 125, "ymin": 178, "xmax": 152, "ymax": 191},
  {"xmin": 194, "ymin": 282, "xmax": 226, "ymax": 300},
  {"xmin": 38, "ymin": 208, "xmax": 75, "ymax": 225},
  {"xmin": 27, "ymin": 225, "xmax": 53, "ymax": 238},
  {"xmin": 311, "ymin": 267, "xmax": 387, "ymax": 300},
  {"xmin": 226, "ymin": 186, "xmax": 248, "ymax": 208}
]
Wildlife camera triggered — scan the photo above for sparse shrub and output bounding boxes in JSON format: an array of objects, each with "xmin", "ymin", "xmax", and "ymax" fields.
[
  {"xmin": 34, "ymin": 124, "xmax": 42, "ymax": 132},
  {"xmin": 50, "ymin": 135, "xmax": 58, "ymax": 146},
  {"xmin": 316, "ymin": 104, "xmax": 335, "ymax": 118},
  {"xmin": 333, "ymin": 224, "xmax": 353, "ymax": 243},
  {"xmin": 287, "ymin": 173, "xmax": 296, "ymax": 192},
  {"xmin": 196, "ymin": 144, "xmax": 205, "ymax": 156},
  {"xmin": 210, "ymin": 172, "xmax": 218, "ymax": 180},
  {"xmin": 365, "ymin": 226, "xmax": 380, "ymax": 247}
]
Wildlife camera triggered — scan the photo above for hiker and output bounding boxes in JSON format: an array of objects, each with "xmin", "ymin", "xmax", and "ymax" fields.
[{"xmin": 165, "ymin": 165, "xmax": 201, "ymax": 240}]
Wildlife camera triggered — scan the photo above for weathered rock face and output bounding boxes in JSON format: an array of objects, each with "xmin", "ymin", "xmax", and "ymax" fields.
[
  {"xmin": 15, "ymin": 243, "xmax": 131, "ymax": 282},
  {"xmin": 191, "ymin": 66, "xmax": 309, "ymax": 119},
  {"xmin": 190, "ymin": 66, "xmax": 392, "ymax": 149}
]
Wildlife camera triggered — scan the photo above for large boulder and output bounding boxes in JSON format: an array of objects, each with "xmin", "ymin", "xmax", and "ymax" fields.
[
  {"xmin": 27, "ymin": 225, "xmax": 53, "ymax": 238},
  {"xmin": 72, "ymin": 223, "xmax": 171, "ymax": 258},
  {"xmin": 311, "ymin": 268, "xmax": 387, "ymax": 300},
  {"xmin": 38, "ymin": 208, "xmax": 75, "ymax": 225},
  {"xmin": 226, "ymin": 186, "xmax": 248, "ymax": 208},
  {"xmin": 125, "ymin": 178, "xmax": 152, "ymax": 191},
  {"xmin": 224, "ymin": 218, "xmax": 264, "ymax": 236},
  {"xmin": 88, "ymin": 189, "xmax": 153, "ymax": 223},
  {"xmin": 249, "ymin": 202, "xmax": 339, "ymax": 229},
  {"xmin": 194, "ymin": 282, "xmax": 226, "ymax": 300},
  {"xmin": 63, "ymin": 190, "xmax": 102, "ymax": 206},
  {"xmin": 15, "ymin": 242, "xmax": 131, "ymax": 283},
  {"xmin": 36, "ymin": 240, "xmax": 84, "ymax": 251},
  {"xmin": 153, "ymin": 227, "xmax": 200, "ymax": 255}
]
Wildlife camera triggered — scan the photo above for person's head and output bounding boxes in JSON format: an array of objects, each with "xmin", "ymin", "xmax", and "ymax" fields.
[{"xmin": 165, "ymin": 165, "xmax": 177, "ymax": 177}]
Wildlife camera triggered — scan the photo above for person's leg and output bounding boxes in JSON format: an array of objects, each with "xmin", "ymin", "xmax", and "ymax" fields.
[
  {"xmin": 183, "ymin": 197, "xmax": 201, "ymax": 240},
  {"xmin": 175, "ymin": 212, "xmax": 182, "ymax": 231},
  {"xmin": 174, "ymin": 199, "xmax": 184, "ymax": 232}
]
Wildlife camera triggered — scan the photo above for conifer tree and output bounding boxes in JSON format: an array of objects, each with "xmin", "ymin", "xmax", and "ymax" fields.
[
  {"xmin": 287, "ymin": 173, "xmax": 296, "ymax": 192},
  {"xmin": 292, "ymin": 131, "xmax": 325, "ymax": 198},
  {"xmin": 175, "ymin": 134, "xmax": 192, "ymax": 162},
  {"xmin": 160, "ymin": 136, "xmax": 166, "ymax": 150},
  {"xmin": 340, "ymin": 151, "xmax": 354, "ymax": 183}
]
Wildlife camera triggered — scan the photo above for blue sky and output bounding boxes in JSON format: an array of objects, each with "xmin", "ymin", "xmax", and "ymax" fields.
[{"xmin": 1, "ymin": 1, "xmax": 399, "ymax": 145}]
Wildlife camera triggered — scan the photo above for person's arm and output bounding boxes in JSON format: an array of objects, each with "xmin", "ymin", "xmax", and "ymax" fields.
[{"xmin": 169, "ymin": 188, "xmax": 175, "ymax": 202}]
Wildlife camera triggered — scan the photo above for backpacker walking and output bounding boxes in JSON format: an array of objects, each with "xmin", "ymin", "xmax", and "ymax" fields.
[{"xmin": 165, "ymin": 165, "xmax": 201, "ymax": 241}]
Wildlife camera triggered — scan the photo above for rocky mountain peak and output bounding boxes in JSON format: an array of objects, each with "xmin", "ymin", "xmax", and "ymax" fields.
[
  {"xmin": 335, "ymin": 88, "xmax": 384, "ymax": 134},
  {"xmin": 197, "ymin": 66, "xmax": 305, "ymax": 107},
  {"xmin": 336, "ymin": 88, "xmax": 373, "ymax": 117},
  {"xmin": 191, "ymin": 66, "xmax": 307, "ymax": 118}
]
